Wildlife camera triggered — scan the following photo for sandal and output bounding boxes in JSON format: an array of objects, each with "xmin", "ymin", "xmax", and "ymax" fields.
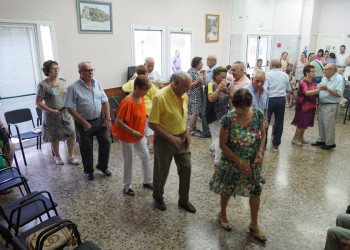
[
  {"xmin": 190, "ymin": 130, "xmax": 196, "ymax": 136},
  {"xmin": 249, "ymin": 225, "xmax": 267, "ymax": 242},
  {"xmin": 218, "ymin": 212, "xmax": 232, "ymax": 231},
  {"xmin": 123, "ymin": 188, "xmax": 135, "ymax": 196},
  {"xmin": 194, "ymin": 127, "xmax": 202, "ymax": 134}
]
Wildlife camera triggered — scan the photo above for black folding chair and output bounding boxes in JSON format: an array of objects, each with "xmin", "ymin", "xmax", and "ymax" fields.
[
  {"xmin": 0, "ymin": 190, "xmax": 58, "ymax": 236},
  {"xmin": 4, "ymin": 108, "xmax": 42, "ymax": 166},
  {"xmin": 0, "ymin": 154, "xmax": 31, "ymax": 196},
  {"xmin": 0, "ymin": 216, "xmax": 101, "ymax": 250},
  {"xmin": 108, "ymin": 96, "xmax": 121, "ymax": 143},
  {"xmin": 343, "ymin": 89, "xmax": 350, "ymax": 124}
]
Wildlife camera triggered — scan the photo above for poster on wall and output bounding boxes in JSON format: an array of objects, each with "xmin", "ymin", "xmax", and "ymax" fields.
[
  {"xmin": 77, "ymin": 0, "xmax": 112, "ymax": 33},
  {"xmin": 206, "ymin": 14, "xmax": 219, "ymax": 42}
]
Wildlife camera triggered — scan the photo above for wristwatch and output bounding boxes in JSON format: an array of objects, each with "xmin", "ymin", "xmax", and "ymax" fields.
[{"xmin": 106, "ymin": 117, "xmax": 112, "ymax": 121}]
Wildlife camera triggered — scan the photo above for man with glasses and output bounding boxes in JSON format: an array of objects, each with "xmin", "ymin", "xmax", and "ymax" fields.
[
  {"xmin": 311, "ymin": 63, "xmax": 345, "ymax": 150},
  {"xmin": 64, "ymin": 61, "xmax": 112, "ymax": 180}
]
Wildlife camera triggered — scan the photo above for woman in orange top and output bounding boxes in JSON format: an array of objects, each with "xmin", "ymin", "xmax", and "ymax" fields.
[{"xmin": 112, "ymin": 75, "xmax": 153, "ymax": 196}]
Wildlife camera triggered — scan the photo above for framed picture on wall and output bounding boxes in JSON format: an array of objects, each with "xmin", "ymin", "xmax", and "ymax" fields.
[
  {"xmin": 206, "ymin": 14, "xmax": 219, "ymax": 42},
  {"xmin": 77, "ymin": 0, "xmax": 113, "ymax": 33}
]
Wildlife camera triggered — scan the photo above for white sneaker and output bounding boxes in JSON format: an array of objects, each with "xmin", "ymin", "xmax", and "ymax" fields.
[
  {"xmin": 67, "ymin": 157, "xmax": 79, "ymax": 165},
  {"xmin": 55, "ymin": 156, "xmax": 64, "ymax": 165},
  {"xmin": 292, "ymin": 140, "xmax": 303, "ymax": 146}
]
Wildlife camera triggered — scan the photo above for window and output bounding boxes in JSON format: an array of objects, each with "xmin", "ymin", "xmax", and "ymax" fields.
[
  {"xmin": 0, "ymin": 21, "xmax": 56, "ymax": 145},
  {"xmin": 168, "ymin": 28, "xmax": 193, "ymax": 80},
  {"xmin": 131, "ymin": 26, "xmax": 164, "ymax": 79},
  {"xmin": 246, "ymin": 35, "xmax": 270, "ymax": 76}
]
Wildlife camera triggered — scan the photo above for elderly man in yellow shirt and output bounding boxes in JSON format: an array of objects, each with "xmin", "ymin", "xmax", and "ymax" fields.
[
  {"xmin": 149, "ymin": 71, "xmax": 196, "ymax": 213},
  {"xmin": 122, "ymin": 65, "xmax": 158, "ymax": 150}
]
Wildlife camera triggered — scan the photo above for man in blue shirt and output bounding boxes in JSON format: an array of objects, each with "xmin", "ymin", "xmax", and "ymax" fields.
[
  {"xmin": 265, "ymin": 58, "xmax": 292, "ymax": 149},
  {"xmin": 245, "ymin": 69, "xmax": 269, "ymax": 127},
  {"xmin": 64, "ymin": 62, "xmax": 112, "ymax": 180},
  {"xmin": 311, "ymin": 63, "xmax": 345, "ymax": 150}
]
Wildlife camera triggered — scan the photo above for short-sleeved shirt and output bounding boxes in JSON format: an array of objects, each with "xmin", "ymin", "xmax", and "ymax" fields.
[
  {"xmin": 206, "ymin": 64, "xmax": 218, "ymax": 83},
  {"xmin": 121, "ymin": 79, "xmax": 158, "ymax": 114},
  {"xmin": 336, "ymin": 53, "xmax": 350, "ymax": 67},
  {"xmin": 296, "ymin": 79, "xmax": 317, "ymax": 113},
  {"xmin": 245, "ymin": 83, "xmax": 269, "ymax": 112},
  {"xmin": 229, "ymin": 75, "xmax": 250, "ymax": 95},
  {"xmin": 319, "ymin": 73, "xmax": 345, "ymax": 103},
  {"xmin": 64, "ymin": 78, "xmax": 108, "ymax": 120},
  {"xmin": 206, "ymin": 82, "xmax": 229, "ymax": 124},
  {"xmin": 112, "ymin": 97, "xmax": 146, "ymax": 143},
  {"xmin": 265, "ymin": 69, "xmax": 291, "ymax": 97},
  {"xmin": 149, "ymin": 85, "xmax": 188, "ymax": 135},
  {"xmin": 148, "ymin": 70, "xmax": 161, "ymax": 84}
]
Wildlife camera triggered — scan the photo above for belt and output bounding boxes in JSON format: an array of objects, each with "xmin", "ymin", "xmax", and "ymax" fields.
[
  {"xmin": 320, "ymin": 102, "xmax": 338, "ymax": 105},
  {"xmin": 87, "ymin": 117, "xmax": 99, "ymax": 122}
]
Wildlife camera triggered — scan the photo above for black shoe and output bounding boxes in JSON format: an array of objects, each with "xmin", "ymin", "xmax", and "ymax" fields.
[
  {"xmin": 311, "ymin": 141, "xmax": 325, "ymax": 146},
  {"xmin": 321, "ymin": 144, "xmax": 336, "ymax": 150},
  {"xmin": 143, "ymin": 183, "xmax": 153, "ymax": 189},
  {"xmin": 260, "ymin": 177, "xmax": 266, "ymax": 184},
  {"xmin": 96, "ymin": 167, "xmax": 112, "ymax": 176},
  {"xmin": 199, "ymin": 133, "xmax": 211, "ymax": 138},
  {"xmin": 178, "ymin": 201, "xmax": 196, "ymax": 213},
  {"xmin": 84, "ymin": 173, "xmax": 94, "ymax": 180},
  {"xmin": 154, "ymin": 199, "xmax": 166, "ymax": 211}
]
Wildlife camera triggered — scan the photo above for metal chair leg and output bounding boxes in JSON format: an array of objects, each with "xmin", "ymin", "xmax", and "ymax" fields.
[{"xmin": 19, "ymin": 140, "xmax": 27, "ymax": 166}]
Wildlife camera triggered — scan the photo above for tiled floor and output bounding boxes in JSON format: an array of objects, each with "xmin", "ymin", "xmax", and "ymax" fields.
[{"xmin": 1, "ymin": 108, "xmax": 350, "ymax": 249}]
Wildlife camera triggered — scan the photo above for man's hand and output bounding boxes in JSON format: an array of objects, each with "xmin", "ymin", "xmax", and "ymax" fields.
[
  {"xmin": 319, "ymin": 83, "xmax": 328, "ymax": 90},
  {"xmin": 105, "ymin": 119, "xmax": 112, "ymax": 132},
  {"xmin": 83, "ymin": 122, "xmax": 92, "ymax": 131},
  {"xmin": 341, "ymin": 239, "xmax": 350, "ymax": 250},
  {"xmin": 168, "ymin": 135, "xmax": 183, "ymax": 148}
]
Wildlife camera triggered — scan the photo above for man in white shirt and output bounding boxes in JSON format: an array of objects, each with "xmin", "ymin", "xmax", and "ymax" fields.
[
  {"xmin": 130, "ymin": 57, "xmax": 162, "ymax": 88},
  {"xmin": 336, "ymin": 45, "xmax": 350, "ymax": 75}
]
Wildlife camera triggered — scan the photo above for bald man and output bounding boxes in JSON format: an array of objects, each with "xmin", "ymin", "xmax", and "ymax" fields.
[{"xmin": 265, "ymin": 58, "xmax": 291, "ymax": 149}]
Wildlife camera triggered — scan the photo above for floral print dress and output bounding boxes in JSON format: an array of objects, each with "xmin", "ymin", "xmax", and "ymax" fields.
[
  {"xmin": 37, "ymin": 78, "xmax": 76, "ymax": 142},
  {"xmin": 209, "ymin": 108, "xmax": 264, "ymax": 197}
]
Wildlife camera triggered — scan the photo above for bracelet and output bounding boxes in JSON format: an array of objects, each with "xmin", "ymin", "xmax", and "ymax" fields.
[
  {"xmin": 258, "ymin": 148, "xmax": 264, "ymax": 152},
  {"xmin": 132, "ymin": 130, "xmax": 135, "ymax": 136}
]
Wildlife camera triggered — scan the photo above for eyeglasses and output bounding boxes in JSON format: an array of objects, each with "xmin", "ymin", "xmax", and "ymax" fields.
[
  {"xmin": 50, "ymin": 67, "xmax": 60, "ymax": 71},
  {"xmin": 81, "ymin": 69, "xmax": 95, "ymax": 73}
]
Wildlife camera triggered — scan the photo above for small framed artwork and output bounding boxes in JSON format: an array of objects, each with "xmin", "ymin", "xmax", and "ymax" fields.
[
  {"xmin": 77, "ymin": 0, "xmax": 113, "ymax": 33},
  {"xmin": 206, "ymin": 14, "xmax": 219, "ymax": 42}
]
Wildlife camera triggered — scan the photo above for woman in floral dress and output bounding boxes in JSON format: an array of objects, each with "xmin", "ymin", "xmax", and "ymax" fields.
[
  {"xmin": 209, "ymin": 88, "xmax": 267, "ymax": 241},
  {"xmin": 36, "ymin": 60, "xmax": 78, "ymax": 165},
  {"xmin": 187, "ymin": 57, "xmax": 206, "ymax": 135}
]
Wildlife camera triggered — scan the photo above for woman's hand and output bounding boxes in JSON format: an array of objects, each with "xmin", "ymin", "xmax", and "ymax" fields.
[
  {"xmin": 239, "ymin": 160, "xmax": 252, "ymax": 178},
  {"xmin": 50, "ymin": 109, "xmax": 60, "ymax": 116},
  {"xmin": 254, "ymin": 151, "xmax": 263, "ymax": 166},
  {"xmin": 132, "ymin": 130, "xmax": 143, "ymax": 140},
  {"xmin": 198, "ymin": 75, "xmax": 204, "ymax": 83}
]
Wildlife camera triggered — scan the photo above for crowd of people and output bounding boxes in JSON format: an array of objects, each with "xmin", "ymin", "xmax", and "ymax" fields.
[{"xmin": 1, "ymin": 44, "xmax": 349, "ymax": 246}]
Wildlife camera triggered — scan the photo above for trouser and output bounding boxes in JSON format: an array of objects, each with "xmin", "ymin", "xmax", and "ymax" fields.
[
  {"xmin": 317, "ymin": 103, "xmax": 337, "ymax": 145},
  {"xmin": 201, "ymin": 95, "xmax": 211, "ymax": 136},
  {"xmin": 267, "ymin": 97, "xmax": 286, "ymax": 147},
  {"xmin": 119, "ymin": 137, "xmax": 152, "ymax": 189},
  {"xmin": 208, "ymin": 120, "xmax": 221, "ymax": 165},
  {"xmin": 325, "ymin": 214, "xmax": 350, "ymax": 250},
  {"xmin": 152, "ymin": 133, "xmax": 191, "ymax": 204},
  {"xmin": 75, "ymin": 115, "xmax": 110, "ymax": 173}
]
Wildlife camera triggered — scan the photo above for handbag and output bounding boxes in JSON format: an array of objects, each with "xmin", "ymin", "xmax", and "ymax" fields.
[{"xmin": 25, "ymin": 224, "xmax": 77, "ymax": 250}]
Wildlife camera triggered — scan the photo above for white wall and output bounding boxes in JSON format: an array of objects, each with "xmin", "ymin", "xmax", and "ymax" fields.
[
  {"xmin": 0, "ymin": 0, "xmax": 230, "ymax": 88},
  {"xmin": 273, "ymin": 0, "xmax": 303, "ymax": 35}
]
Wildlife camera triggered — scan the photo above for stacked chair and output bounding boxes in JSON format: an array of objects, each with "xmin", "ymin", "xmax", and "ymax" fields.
[{"xmin": 0, "ymin": 154, "xmax": 101, "ymax": 249}]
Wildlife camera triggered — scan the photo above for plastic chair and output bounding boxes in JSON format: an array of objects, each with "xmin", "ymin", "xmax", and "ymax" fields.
[
  {"xmin": 0, "ymin": 154, "xmax": 31, "ymax": 196},
  {"xmin": 0, "ymin": 190, "xmax": 58, "ymax": 236},
  {"xmin": 108, "ymin": 96, "xmax": 121, "ymax": 143},
  {"xmin": 4, "ymin": 108, "xmax": 42, "ymax": 166},
  {"xmin": 343, "ymin": 89, "xmax": 350, "ymax": 124}
]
